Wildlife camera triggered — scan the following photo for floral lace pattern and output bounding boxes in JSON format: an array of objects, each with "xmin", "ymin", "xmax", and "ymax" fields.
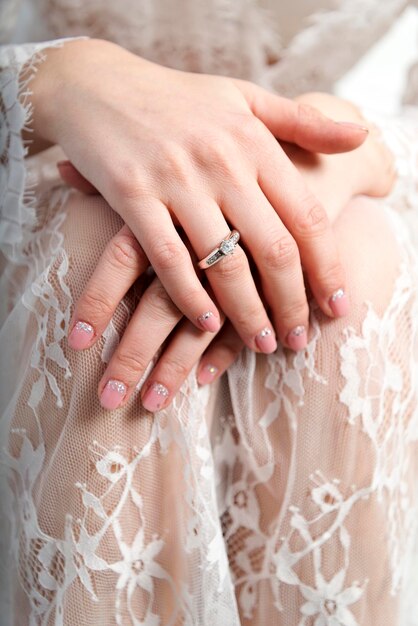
[
  {"xmin": 1, "ymin": 1, "xmax": 418, "ymax": 625},
  {"xmin": 3, "ymin": 229, "xmax": 417, "ymax": 624}
]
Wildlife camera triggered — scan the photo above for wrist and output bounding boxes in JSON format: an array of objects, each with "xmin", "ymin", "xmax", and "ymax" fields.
[{"xmin": 28, "ymin": 38, "xmax": 113, "ymax": 145}]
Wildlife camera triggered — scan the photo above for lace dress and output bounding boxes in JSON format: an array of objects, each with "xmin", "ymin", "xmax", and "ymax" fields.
[{"xmin": 1, "ymin": 1, "xmax": 418, "ymax": 625}]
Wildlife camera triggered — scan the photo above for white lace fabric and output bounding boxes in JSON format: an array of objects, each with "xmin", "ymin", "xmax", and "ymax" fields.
[{"xmin": 1, "ymin": 1, "xmax": 418, "ymax": 625}]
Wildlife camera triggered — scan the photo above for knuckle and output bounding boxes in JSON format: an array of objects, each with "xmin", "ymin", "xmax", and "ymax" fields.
[
  {"xmin": 261, "ymin": 235, "xmax": 299, "ymax": 271},
  {"xmin": 228, "ymin": 116, "xmax": 267, "ymax": 163},
  {"xmin": 279, "ymin": 301, "xmax": 309, "ymax": 326},
  {"xmin": 106, "ymin": 232, "xmax": 145, "ymax": 272},
  {"xmin": 152, "ymin": 238, "xmax": 189, "ymax": 273},
  {"xmin": 180, "ymin": 286, "xmax": 207, "ymax": 312},
  {"xmin": 210, "ymin": 248, "xmax": 247, "ymax": 281},
  {"xmin": 157, "ymin": 142, "xmax": 193, "ymax": 189},
  {"xmin": 200, "ymin": 136, "xmax": 243, "ymax": 185},
  {"xmin": 111, "ymin": 165, "xmax": 144, "ymax": 200},
  {"xmin": 296, "ymin": 102, "xmax": 319, "ymax": 127},
  {"xmin": 114, "ymin": 348, "xmax": 147, "ymax": 377},
  {"xmin": 80, "ymin": 288, "xmax": 115, "ymax": 321},
  {"xmin": 294, "ymin": 197, "xmax": 329, "ymax": 237},
  {"xmin": 210, "ymin": 140, "xmax": 234, "ymax": 170},
  {"xmin": 318, "ymin": 260, "xmax": 345, "ymax": 291},
  {"xmin": 231, "ymin": 114, "xmax": 261, "ymax": 143},
  {"xmin": 146, "ymin": 280, "xmax": 180, "ymax": 320},
  {"xmin": 161, "ymin": 354, "xmax": 191, "ymax": 382},
  {"xmin": 231, "ymin": 302, "xmax": 264, "ymax": 336}
]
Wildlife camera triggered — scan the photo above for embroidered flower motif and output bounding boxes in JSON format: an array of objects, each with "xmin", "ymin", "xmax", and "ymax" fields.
[
  {"xmin": 95, "ymin": 450, "xmax": 127, "ymax": 483},
  {"xmin": 110, "ymin": 525, "xmax": 165, "ymax": 594},
  {"xmin": 225, "ymin": 480, "xmax": 260, "ymax": 531},
  {"xmin": 299, "ymin": 569, "xmax": 365, "ymax": 626}
]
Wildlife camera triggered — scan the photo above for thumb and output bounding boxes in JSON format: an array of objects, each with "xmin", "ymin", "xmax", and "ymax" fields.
[{"xmin": 233, "ymin": 79, "xmax": 369, "ymax": 154}]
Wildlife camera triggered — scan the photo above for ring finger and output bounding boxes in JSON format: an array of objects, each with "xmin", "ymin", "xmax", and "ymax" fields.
[{"xmin": 174, "ymin": 193, "xmax": 278, "ymax": 354}]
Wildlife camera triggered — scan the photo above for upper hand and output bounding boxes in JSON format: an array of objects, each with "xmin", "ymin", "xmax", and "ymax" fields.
[{"xmin": 30, "ymin": 38, "xmax": 369, "ymax": 355}]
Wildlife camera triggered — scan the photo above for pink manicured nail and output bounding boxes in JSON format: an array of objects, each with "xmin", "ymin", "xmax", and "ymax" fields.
[
  {"xmin": 255, "ymin": 327, "xmax": 277, "ymax": 354},
  {"xmin": 329, "ymin": 289, "xmax": 350, "ymax": 317},
  {"xmin": 197, "ymin": 311, "xmax": 220, "ymax": 332},
  {"xmin": 142, "ymin": 382, "xmax": 169, "ymax": 412},
  {"xmin": 287, "ymin": 325, "xmax": 307, "ymax": 351},
  {"xmin": 336, "ymin": 121, "xmax": 369, "ymax": 132},
  {"xmin": 198, "ymin": 364, "xmax": 219, "ymax": 385},
  {"xmin": 100, "ymin": 380, "xmax": 127, "ymax": 410},
  {"xmin": 68, "ymin": 321, "xmax": 94, "ymax": 350}
]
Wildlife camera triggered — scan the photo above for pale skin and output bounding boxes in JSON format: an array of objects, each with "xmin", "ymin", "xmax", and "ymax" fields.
[{"xmin": 27, "ymin": 38, "xmax": 394, "ymax": 411}]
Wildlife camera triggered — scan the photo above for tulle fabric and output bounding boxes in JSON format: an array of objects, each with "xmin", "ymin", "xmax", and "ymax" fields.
[{"xmin": 1, "ymin": 1, "xmax": 418, "ymax": 624}]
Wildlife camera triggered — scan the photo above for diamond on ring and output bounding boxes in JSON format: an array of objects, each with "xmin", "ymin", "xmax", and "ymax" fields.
[
  {"xmin": 198, "ymin": 230, "xmax": 240, "ymax": 270},
  {"xmin": 220, "ymin": 232, "xmax": 239, "ymax": 255}
]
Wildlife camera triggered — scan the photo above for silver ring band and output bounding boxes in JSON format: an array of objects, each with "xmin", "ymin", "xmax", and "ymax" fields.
[{"xmin": 197, "ymin": 230, "xmax": 240, "ymax": 270}]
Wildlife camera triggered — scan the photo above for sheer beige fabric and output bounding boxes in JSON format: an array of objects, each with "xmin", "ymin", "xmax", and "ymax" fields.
[{"xmin": 1, "ymin": 1, "xmax": 418, "ymax": 625}]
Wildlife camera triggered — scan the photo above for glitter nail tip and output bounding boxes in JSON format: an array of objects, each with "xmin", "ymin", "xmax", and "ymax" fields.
[
  {"xmin": 75, "ymin": 321, "xmax": 94, "ymax": 333},
  {"xmin": 198, "ymin": 311, "xmax": 213, "ymax": 321},
  {"xmin": 108, "ymin": 380, "xmax": 127, "ymax": 394},
  {"xmin": 100, "ymin": 379, "xmax": 127, "ymax": 410},
  {"xmin": 152, "ymin": 383, "xmax": 169, "ymax": 397},
  {"xmin": 255, "ymin": 327, "xmax": 277, "ymax": 354},
  {"xmin": 197, "ymin": 311, "xmax": 219, "ymax": 332},
  {"xmin": 291, "ymin": 325, "xmax": 306, "ymax": 336},
  {"xmin": 68, "ymin": 320, "xmax": 94, "ymax": 349},
  {"xmin": 198, "ymin": 364, "xmax": 219, "ymax": 385},
  {"xmin": 331, "ymin": 288, "xmax": 345, "ymax": 302},
  {"xmin": 329, "ymin": 289, "xmax": 349, "ymax": 317},
  {"xmin": 142, "ymin": 382, "xmax": 170, "ymax": 412},
  {"xmin": 287, "ymin": 326, "xmax": 307, "ymax": 351}
]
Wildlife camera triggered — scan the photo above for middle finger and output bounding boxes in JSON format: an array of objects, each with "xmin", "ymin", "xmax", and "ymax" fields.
[{"xmin": 173, "ymin": 192, "xmax": 278, "ymax": 354}]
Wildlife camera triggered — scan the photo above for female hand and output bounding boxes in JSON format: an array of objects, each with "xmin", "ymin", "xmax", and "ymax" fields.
[
  {"xmin": 60, "ymin": 90, "xmax": 393, "ymax": 410},
  {"xmin": 30, "ymin": 38, "xmax": 369, "ymax": 356},
  {"xmin": 196, "ymin": 94, "xmax": 396, "ymax": 385}
]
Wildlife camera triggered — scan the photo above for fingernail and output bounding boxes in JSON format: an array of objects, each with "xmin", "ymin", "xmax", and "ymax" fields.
[
  {"xmin": 142, "ymin": 382, "xmax": 169, "ymax": 412},
  {"xmin": 198, "ymin": 364, "xmax": 219, "ymax": 385},
  {"xmin": 287, "ymin": 325, "xmax": 307, "ymax": 351},
  {"xmin": 100, "ymin": 379, "xmax": 127, "ymax": 410},
  {"xmin": 68, "ymin": 320, "xmax": 94, "ymax": 350},
  {"xmin": 336, "ymin": 121, "xmax": 369, "ymax": 133},
  {"xmin": 255, "ymin": 327, "xmax": 277, "ymax": 354},
  {"xmin": 329, "ymin": 288, "xmax": 350, "ymax": 317},
  {"xmin": 197, "ymin": 311, "xmax": 219, "ymax": 332}
]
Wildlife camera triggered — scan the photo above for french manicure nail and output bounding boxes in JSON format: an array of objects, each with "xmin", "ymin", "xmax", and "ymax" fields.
[
  {"xmin": 142, "ymin": 382, "xmax": 169, "ymax": 412},
  {"xmin": 68, "ymin": 320, "xmax": 94, "ymax": 350},
  {"xmin": 329, "ymin": 288, "xmax": 350, "ymax": 317},
  {"xmin": 100, "ymin": 379, "xmax": 127, "ymax": 410},
  {"xmin": 287, "ymin": 325, "xmax": 307, "ymax": 351},
  {"xmin": 197, "ymin": 311, "xmax": 219, "ymax": 332},
  {"xmin": 255, "ymin": 327, "xmax": 277, "ymax": 354},
  {"xmin": 336, "ymin": 121, "xmax": 369, "ymax": 132},
  {"xmin": 198, "ymin": 364, "xmax": 219, "ymax": 385}
]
